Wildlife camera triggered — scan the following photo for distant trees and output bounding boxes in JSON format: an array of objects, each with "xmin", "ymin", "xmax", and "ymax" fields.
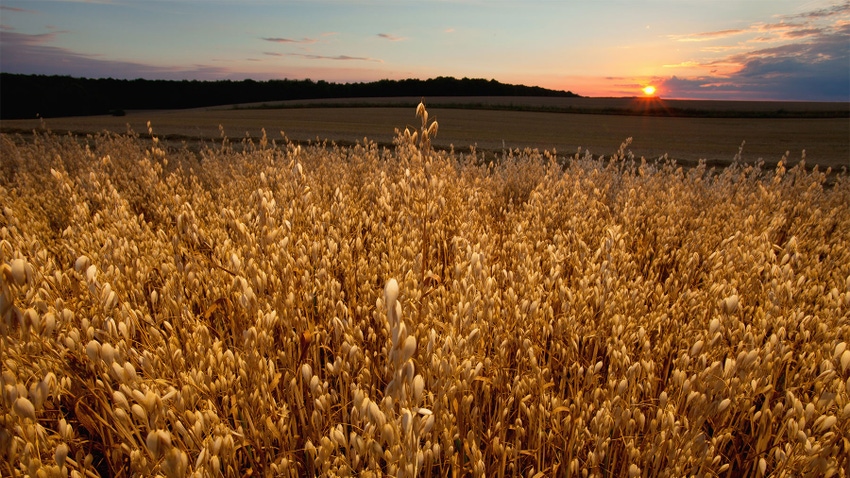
[{"xmin": 0, "ymin": 74, "xmax": 579, "ymax": 119}]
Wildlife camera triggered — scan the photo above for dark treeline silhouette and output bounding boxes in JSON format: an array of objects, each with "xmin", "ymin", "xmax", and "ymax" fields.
[{"xmin": 0, "ymin": 74, "xmax": 579, "ymax": 119}]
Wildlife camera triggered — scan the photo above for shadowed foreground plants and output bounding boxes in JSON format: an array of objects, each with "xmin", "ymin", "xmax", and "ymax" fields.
[{"xmin": 1, "ymin": 106, "xmax": 849, "ymax": 477}]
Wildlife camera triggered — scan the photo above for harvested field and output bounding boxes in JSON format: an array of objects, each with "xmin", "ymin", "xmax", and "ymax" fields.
[
  {"xmin": 2, "ymin": 98, "xmax": 848, "ymax": 169},
  {"xmin": 228, "ymin": 96, "xmax": 850, "ymax": 117}
]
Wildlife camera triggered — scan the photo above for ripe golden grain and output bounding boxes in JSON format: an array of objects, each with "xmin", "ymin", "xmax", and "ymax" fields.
[
  {"xmin": 13, "ymin": 397, "xmax": 36, "ymax": 421},
  {"xmin": 0, "ymin": 104, "xmax": 848, "ymax": 477},
  {"xmin": 9, "ymin": 258, "xmax": 26, "ymax": 285},
  {"xmin": 55, "ymin": 443, "xmax": 69, "ymax": 468}
]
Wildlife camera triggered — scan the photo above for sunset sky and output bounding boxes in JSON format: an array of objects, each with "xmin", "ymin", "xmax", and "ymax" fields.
[{"xmin": 1, "ymin": 0, "xmax": 848, "ymax": 101}]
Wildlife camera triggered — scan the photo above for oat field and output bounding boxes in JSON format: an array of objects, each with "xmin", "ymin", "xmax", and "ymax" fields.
[{"xmin": 1, "ymin": 105, "xmax": 849, "ymax": 477}]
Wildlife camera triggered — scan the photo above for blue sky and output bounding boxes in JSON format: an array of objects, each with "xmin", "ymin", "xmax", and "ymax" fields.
[{"xmin": 1, "ymin": 0, "xmax": 848, "ymax": 100}]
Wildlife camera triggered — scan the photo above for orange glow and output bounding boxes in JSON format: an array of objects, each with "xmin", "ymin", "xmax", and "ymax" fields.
[{"xmin": 642, "ymin": 85, "xmax": 657, "ymax": 96}]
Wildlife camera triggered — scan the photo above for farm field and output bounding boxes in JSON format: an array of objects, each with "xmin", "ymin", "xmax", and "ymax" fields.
[
  {"xmin": 228, "ymin": 95, "xmax": 850, "ymax": 116},
  {"xmin": 1, "ymin": 103, "xmax": 849, "ymax": 477},
  {"xmin": 2, "ymin": 97, "xmax": 848, "ymax": 169}
]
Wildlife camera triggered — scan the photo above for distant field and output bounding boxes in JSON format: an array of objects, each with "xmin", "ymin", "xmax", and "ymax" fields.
[
  {"xmin": 230, "ymin": 95, "xmax": 850, "ymax": 117},
  {"xmin": 2, "ymin": 97, "xmax": 848, "ymax": 168}
]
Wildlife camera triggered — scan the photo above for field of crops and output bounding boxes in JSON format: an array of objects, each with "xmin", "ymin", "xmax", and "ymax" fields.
[
  {"xmin": 1, "ymin": 104, "xmax": 849, "ymax": 477},
  {"xmin": 3, "ymin": 97, "xmax": 848, "ymax": 170}
]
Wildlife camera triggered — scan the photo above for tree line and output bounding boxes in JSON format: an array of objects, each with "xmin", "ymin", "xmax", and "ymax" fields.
[{"xmin": 0, "ymin": 74, "xmax": 579, "ymax": 119}]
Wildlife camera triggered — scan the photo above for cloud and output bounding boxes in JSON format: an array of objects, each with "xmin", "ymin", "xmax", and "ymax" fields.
[
  {"xmin": 750, "ymin": 35, "xmax": 776, "ymax": 43},
  {"xmin": 659, "ymin": 29, "xmax": 850, "ymax": 100},
  {"xmin": 377, "ymin": 33, "xmax": 406, "ymax": 41},
  {"xmin": 757, "ymin": 22, "xmax": 806, "ymax": 31},
  {"xmin": 783, "ymin": 28, "xmax": 823, "ymax": 38},
  {"xmin": 751, "ymin": 22, "xmax": 825, "ymax": 41},
  {"xmin": 3, "ymin": 30, "xmax": 70, "ymax": 45},
  {"xmin": 671, "ymin": 29, "xmax": 745, "ymax": 42},
  {"xmin": 275, "ymin": 52, "xmax": 382, "ymax": 63},
  {"xmin": 262, "ymin": 37, "xmax": 316, "ymax": 44},
  {"xmin": 657, "ymin": 2, "xmax": 850, "ymax": 100},
  {"xmin": 671, "ymin": 3, "xmax": 849, "ymax": 45},
  {"xmin": 785, "ymin": 1, "xmax": 850, "ymax": 19},
  {"xmin": 1, "ymin": 27, "xmax": 383, "ymax": 82},
  {"xmin": 0, "ymin": 30, "xmax": 231, "ymax": 80},
  {"xmin": 662, "ymin": 61, "xmax": 701, "ymax": 69},
  {"xmin": 0, "ymin": 5, "xmax": 35, "ymax": 13},
  {"xmin": 699, "ymin": 44, "xmax": 747, "ymax": 52},
  {"xmin": 41, "ymin": 0, "xmax": 117, "ymax": 4}
]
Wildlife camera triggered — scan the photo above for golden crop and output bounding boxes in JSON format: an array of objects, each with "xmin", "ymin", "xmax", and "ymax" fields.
[{"xmin": 1, "ymin": 104, "xmax": 849, "ymax": 477}]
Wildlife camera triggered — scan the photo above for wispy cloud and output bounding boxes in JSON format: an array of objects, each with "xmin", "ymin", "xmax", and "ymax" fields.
[
  {"xmin": 4, "ymin": 30, "xmax": 70, "ymax": 45},
  {"xmin": 751, "ymin": 21, "xmax": 825, "ymax": 41},
  {"xmin": 262, "ymin": 37, "xmax": 316, "ymax": 44},
  {"xmin": 273, "ymin": 52, "xmax": 382, "ymax": 63},
  {"xmin": 671, "ymin": 2, "xmax": 849, "ymax": 45},
  {"xmin": 699, "ymin": 44, "xmax": 747, "ymax": 52},
  {"xmin": 756, "ymin": 22, "xmax": 806, "ymax": 31},
  {"xmin": 662, "ymin": 60, "xmax": 701, "ymax": 69},
  {"xmin": 377, "ymin": 33, "xmax": 406, "ymax": 41},
  {"xmin": 784, "ymin": 1, "xmax": 850, "ymax": 19},
  {"xmin": 783, "ymin": 27, "xmax": 824, "ymax": 38},
  {"xmin": 670, "ymin": 29, "xmax": 745, "ymax": 42},
  {"xmin": 43, "ymin": 0, "xmax": 117, "ymax": 4},
  {"xmin": 0, "ymin": 5, "xmax": 35, "ymax": 13},
  {"xmin": 0, "ymin": 30, "xmax": 231, "ymax": 80}
]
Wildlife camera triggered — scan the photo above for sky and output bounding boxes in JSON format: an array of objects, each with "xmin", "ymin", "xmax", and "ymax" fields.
[{"xmin": 1, "ymin": 0, "xmax": 849, "ymax": 101}]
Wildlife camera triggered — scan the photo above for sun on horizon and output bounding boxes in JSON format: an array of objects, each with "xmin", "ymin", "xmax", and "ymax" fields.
[{"xmin": 642, "ymin": 85, "xmax": 657, "ymax": 96}]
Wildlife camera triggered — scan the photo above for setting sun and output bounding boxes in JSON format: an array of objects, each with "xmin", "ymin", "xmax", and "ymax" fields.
[{"xmin": 642, "ymin": 85, "xmax": 657, "ymax": 96}]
